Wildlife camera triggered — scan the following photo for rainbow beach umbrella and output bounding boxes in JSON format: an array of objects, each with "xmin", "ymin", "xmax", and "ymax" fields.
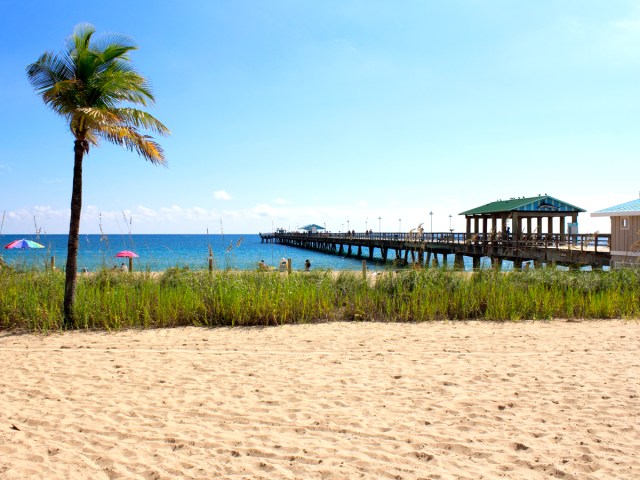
[{"xmin": 4, "ymin": 239, "xmax": 45, "ymax": 249}]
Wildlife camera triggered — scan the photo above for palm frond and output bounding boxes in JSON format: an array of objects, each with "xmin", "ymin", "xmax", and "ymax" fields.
[
  {"xmin": 98, "ymin": 125, "xmax": 167, "ymax": 165},
  {"xmin": 113, "ymin": 108, "xmax": 170, "ymax": 136},
  {"xmin": 26, "ymin": 52, "xmax": 74, "ymax": 92}
]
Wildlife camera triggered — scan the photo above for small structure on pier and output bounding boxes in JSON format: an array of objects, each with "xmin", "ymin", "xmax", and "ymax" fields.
[
  {"xmin": 300, "ymin": 224, "xmax": 325, "ymax": 234},
  {"xmin": 591, "ymin": 198, "xmax": 640, "ymax": 267},
  {"xmin": 460, "ymin": 195, "xmax": 585, "ymax": 241}
]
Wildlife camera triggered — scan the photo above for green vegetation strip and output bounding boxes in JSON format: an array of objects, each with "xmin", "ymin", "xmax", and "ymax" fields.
[{"xmin": 1, "ymin": 267, "xmax": 639, "ymax": 331}]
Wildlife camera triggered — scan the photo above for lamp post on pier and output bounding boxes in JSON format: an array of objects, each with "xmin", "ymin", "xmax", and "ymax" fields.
[
  {"xmin": 347, "ymin": 218, "xmax": 350, "ymax": 232},
  {"xmin": 429, "ymin": 211, "xmax": 433, "ymax": 234},
  {"xmin": 399, "ymin": 218, "xmax": 402, "ymax": 232},
  {"xmin": 449, "ymin": 214, "xmax": 453, "ymax": 232},
  {"xmin": 365, "ymin": 217, "xmax": 368, "ymax": 231},
  {"xmin": 378, "ymin": 216, "xmax": 381, "ymax": 233}
]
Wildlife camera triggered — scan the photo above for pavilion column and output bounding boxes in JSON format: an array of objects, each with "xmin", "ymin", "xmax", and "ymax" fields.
[
  {"xmin": 492, "ymin": 216, "xmax": 497, "ymax": 234},
  {"xmin": 466, "ymin": 216, "xmax": 471, "ymax": 234},
  {"xmin": 512, "ymin": 213, "xmax": 519, "ymax": 244},
  {"xmin": 537, "ymin": 217, "xmax": 543, "ymax": 236},
  {"xmin": 560, "ymin": 216, "xmax": 566, "ymax": 242},
  {"xmin": 482, "ymin": 217, "xmax": 488, "ymax": 235},
  {"xmin": 526, "ymin": 217, "xmax": 532, "ymax": 235},
  {"xmin": 474, "ymin": 217, "xmax": 480, "ymax": 235},
  {"xmin": 547, "ymin": 217, "xmax": 553, "ymax": 236},
  {"xmin": 501, "ymin": 217, "xmax": 507, "ymax": 234}
]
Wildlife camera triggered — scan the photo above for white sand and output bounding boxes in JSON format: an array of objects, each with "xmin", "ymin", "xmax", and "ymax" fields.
[{"xmin": 1, "ymin": 320, "xmax": 639, "ymax": 479}]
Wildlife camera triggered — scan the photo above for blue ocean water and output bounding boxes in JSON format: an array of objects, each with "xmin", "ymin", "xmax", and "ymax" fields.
[{"xmin": 1, "ymin": 234, "xmax": 400, "ymax": 272}]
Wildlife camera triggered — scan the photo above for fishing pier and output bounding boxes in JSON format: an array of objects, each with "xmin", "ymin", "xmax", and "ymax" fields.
[
  {"xmin": 260, "ymin": 195, "xmax": 614, "ymax": 269},
  {"xmin": 259, "ymin": 231, "xmax": 611, "ymax": 269}
]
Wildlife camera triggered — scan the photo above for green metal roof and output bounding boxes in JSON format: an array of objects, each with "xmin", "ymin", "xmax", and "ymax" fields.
[{"xmin": 460, "ymin": 195, "xmax": 585, "ymax": 216}]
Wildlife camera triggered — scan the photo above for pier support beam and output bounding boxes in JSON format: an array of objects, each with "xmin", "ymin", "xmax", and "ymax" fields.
[
  {"xmin": 472, "ymin": 256, "xmax": 481, "ymax": 270},
  {"xmin": 454, "ymin": 254, "xmax": 464, "ymax": 270}
]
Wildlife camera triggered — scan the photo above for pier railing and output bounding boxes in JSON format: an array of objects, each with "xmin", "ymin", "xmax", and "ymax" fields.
[{"xmin": 265, "ymin": 231, "xmax": 611, "ymax": 253}]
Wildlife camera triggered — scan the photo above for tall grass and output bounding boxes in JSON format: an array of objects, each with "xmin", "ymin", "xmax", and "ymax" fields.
[{"xmin": 0, "ymin": 266, "xmax": 639, "ymax": 331}]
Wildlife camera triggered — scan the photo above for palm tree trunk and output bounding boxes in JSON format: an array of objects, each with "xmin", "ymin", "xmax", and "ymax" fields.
[{"xmin": 63, "ymin": 140, "xmax": 85, "ymax": 327}]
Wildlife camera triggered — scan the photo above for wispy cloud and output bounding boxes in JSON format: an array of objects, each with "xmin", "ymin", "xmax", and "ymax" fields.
[{"xmin": 214, "ymin": 190, "xmax": 232, "ymax": 200}]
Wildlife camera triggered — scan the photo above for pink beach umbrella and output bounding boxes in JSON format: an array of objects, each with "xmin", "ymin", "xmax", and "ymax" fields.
[
  {"xmin": 115, "ymin": 250, "xmax": 138, "ymax": 272},
  {"xmin": 115, "ymin": 250, "xmax": 139, "ymax": 258}
]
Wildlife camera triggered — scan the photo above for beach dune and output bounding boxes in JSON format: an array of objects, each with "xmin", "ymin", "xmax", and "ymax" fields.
[{"xmin": 1, "ymin": 320, "xmax": 638, "ymax": 479}]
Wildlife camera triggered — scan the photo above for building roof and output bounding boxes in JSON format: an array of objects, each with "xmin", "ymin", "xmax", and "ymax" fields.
[
  {"xmin": 591, "ymin": 198, "xmax": 640, "ymax": 217},
  {"xmin": 460, "ymin": 195, "xmax": 585, "ymax": 216},
  {"xmin": 299, "ymin": 224, "xmax": 325, "ymax": 231}
]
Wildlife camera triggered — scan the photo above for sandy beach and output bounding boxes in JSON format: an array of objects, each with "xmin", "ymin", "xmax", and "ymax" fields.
[{"xmin": 1, "ymin": 320, "xmax": 638, "ymax": 479}]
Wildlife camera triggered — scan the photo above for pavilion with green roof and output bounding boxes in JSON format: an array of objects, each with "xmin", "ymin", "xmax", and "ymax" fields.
[{"xmin": 459, "ymin": 195, "xmax": 586, "ymax": 242}]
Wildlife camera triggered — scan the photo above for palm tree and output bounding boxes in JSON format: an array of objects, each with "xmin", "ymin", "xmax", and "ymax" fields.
[{"xmin": 26, "ymin": 24, "xmax": 170, "ymax": 327}]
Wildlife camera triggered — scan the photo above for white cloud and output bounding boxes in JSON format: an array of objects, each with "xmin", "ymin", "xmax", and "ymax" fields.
[
  {"xmin": 214, "ymin": 190, "xmax": 232, "ymax": 201},
  {"xmin": 253, "ymin": 203, "xmax": 279, "ymax": 217},
  {"xmin": 274, "ymin": 198, "xmax": 289, "ymax": 205}
]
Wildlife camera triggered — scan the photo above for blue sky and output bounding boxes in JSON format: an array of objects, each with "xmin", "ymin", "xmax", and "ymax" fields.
[{"xmin": 1, "ymin": 0, "xmax": 639, "ymax": 234}]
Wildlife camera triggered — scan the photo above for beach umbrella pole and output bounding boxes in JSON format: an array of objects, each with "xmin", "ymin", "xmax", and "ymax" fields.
[{"xmin": 129, "ymin": 257, "xmax": 133, "ymax": 272}]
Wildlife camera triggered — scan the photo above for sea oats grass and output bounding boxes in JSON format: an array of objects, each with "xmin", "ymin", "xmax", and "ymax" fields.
[{"xmin": 1, "ymin": 266, "xmax": 638, "ymax": 331}]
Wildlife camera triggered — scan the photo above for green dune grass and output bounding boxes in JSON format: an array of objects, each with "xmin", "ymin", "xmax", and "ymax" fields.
[{"xmin": 1, "ymin": 266, "xmax": 639, "ymax": 331}]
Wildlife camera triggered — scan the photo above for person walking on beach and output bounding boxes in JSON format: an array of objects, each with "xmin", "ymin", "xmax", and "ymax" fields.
[{"xmin": 304, "ymin": 259, "xmax": 311, "ymax": 271}]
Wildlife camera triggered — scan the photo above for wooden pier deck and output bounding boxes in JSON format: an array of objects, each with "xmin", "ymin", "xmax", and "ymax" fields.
[{"xmin": 260, "ymin": 231, "xmax": 611, "ymax": 269}]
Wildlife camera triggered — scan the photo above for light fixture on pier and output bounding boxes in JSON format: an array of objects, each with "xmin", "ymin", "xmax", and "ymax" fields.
[
  {"xmin": 449, "ymin": 214, "xmax": 453, "ymax": 233},
  {"xmin": 399, "ymin": 218, "xmax": 402, "ymax": 232},
  {"xmin": 429, "ymin": 211, "xmax": 433, "ymax": 234},
  {"xmin": 378, "ymin": 216, "xmax": 381, "ymax": 233}
]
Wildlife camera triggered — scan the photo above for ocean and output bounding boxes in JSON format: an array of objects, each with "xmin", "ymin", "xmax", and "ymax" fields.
[{"xmin": 1, "ymin": 234, "xmax": 409, "ymax": 272}]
